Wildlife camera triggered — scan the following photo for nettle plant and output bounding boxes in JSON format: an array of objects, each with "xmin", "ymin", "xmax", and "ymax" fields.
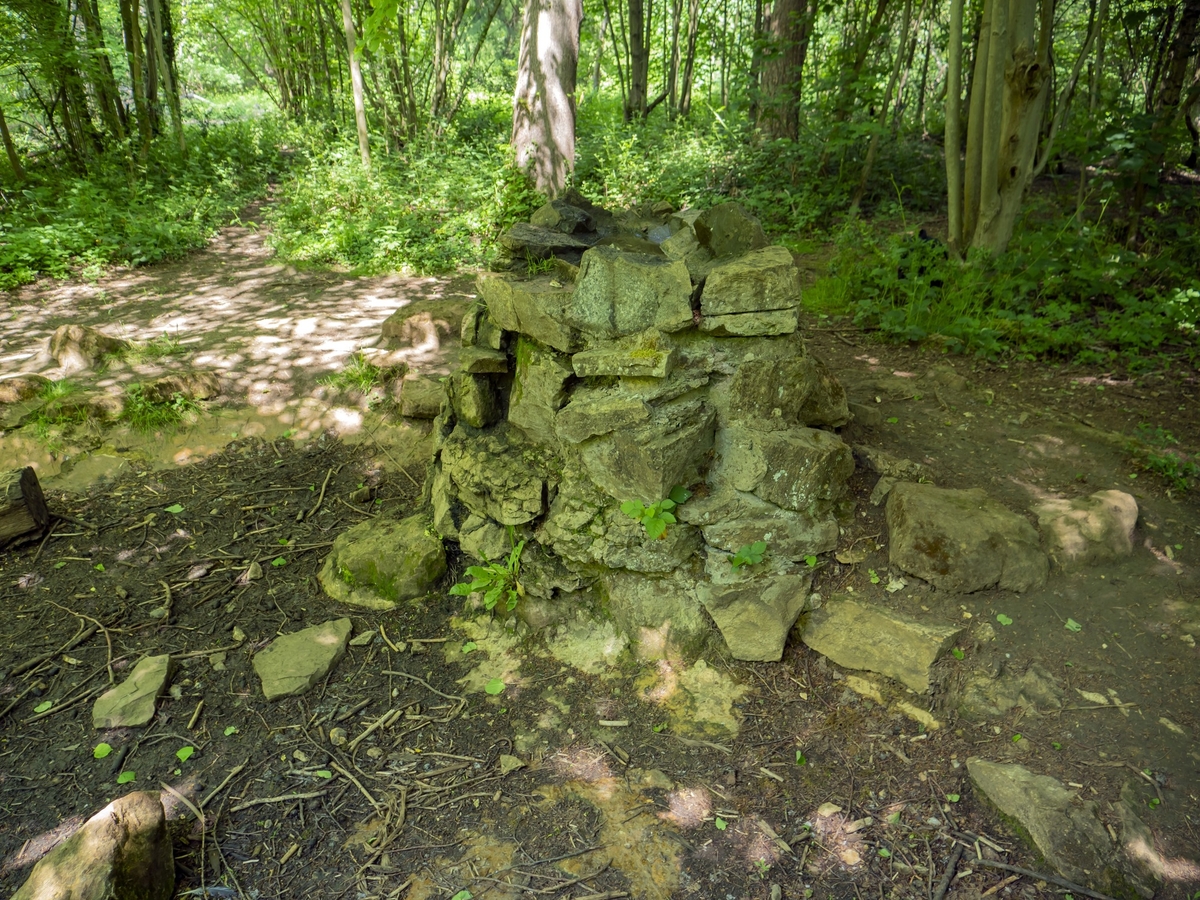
[
  {"xmin": 449, "ymin": 527, "xmax": 526, "ymax": 611},
  {"xmin": 621, "ymin": 485, "xmax": 692, "ymax": 540}
]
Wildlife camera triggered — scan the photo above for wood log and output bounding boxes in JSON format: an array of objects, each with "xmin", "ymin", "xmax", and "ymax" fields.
[{"xmin": 0, "ymin": 466, "xmax": 49, "ymax": 549}]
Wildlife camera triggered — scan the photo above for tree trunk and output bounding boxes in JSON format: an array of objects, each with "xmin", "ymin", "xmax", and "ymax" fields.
[
  {"xmin": 667, "ymin": 0, "xmax": 682, "ymax": 116},
  {"xmin": 678, "ymin": 0, "xmax": 700, "ymax": 114},
  {"xmin": 592, "ymin": 6, "xmax": 610, "ymax": 93},
  {"xmin": 757, "ymin": 0, "xmax": 813, "ymax": 139},
  {"xmin": 77, "ymin": 0, "xmax": 127, "ymax": 141},
  {"xmin": 512, "ymin": 0, "xmax": 583, "ymax": 198},
  {"xmin": 146, "ymin": 0, "xmax": 185, "ymax": 154},
  {"xmin": 945, "ymin": 0, "xmax": 964, "ymax": 255},
  {"xmin": 627, "ymin": 0, "xmax": 649, "ymax": 119},
  {"xmin": 340, "ymin": 0, "xmax": 371, "ymax": 169},
  {"xmin": 0, "ymin": 104, "xmax": 24, "ymax": 180}
]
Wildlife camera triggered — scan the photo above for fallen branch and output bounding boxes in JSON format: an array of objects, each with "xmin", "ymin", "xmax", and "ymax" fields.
[
  {"xmin": 229, "ymin": 789, "xmax": 327, "ymax": 813},
  {"xmin": 972, "ymin": 859, "xmax": 1117, "ymax": 900},
  {"xmin": 932, "ymin": 844, "xmax": 964, "ymax": 900}
]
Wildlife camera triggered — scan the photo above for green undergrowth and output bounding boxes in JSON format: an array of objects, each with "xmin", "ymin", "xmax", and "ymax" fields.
[
  {"xmin": 121, "ymin": 385, "xmax": 201, "ymax": 432},
  {"xmin": 0, "ymin": 117, "xmax": 290, "ymax": 289},
  {"xmin": 806, "ymin": 210, "xmax": 1200, "ymax": 367},
  {"xmin": 1128, "ymin": 425, "xmax": 1200, "ymax": 493}
]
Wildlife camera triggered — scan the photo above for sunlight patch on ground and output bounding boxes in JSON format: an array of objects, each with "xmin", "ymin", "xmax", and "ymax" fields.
[
  {"xmin": 405, "ymin": 832, "xmax": 522, "ymax": 900},
  {"xmin": 637, "ymin": 658, "xmax": 747, "ymax": 737},
  {"xmin": 449, "ymin": 617, "xmax": 525, "ymax": 694},
  {"xmin": 544, "ymin": 613, "xmax": 628, "ymax": 675}
]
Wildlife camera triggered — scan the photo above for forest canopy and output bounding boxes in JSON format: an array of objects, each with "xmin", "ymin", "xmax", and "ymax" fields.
[{"xmin": 1, "ymin": 0, "xmax": 1198, "ymax": 365}]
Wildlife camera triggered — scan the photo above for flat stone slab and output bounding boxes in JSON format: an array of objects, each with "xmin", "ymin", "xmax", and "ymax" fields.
[
  {"xmin": 700, "ymin": 307, "xmax": 798, "ymax": 336},
  {"xmin": 398, "ymin": 374, "xmax": 444, "ymax": 419},
  {"xmin": 698, "ymin": 569, "xmax": 812, "ymax": 662},
  {"xmin": 93, "ymin": 654, "xmax": 171, "ymax": 728},
  {"xmin": 967, "ymin": 759, "xmax": 1131, "ymax": 895},
  {"xmin": 477, "ymin": 274, "xmax": 579, "ymax": 353},
  {"xmin": 319, "ymin": 515, "xmax": 447, "ymax": 609},
  {"xmin": 253, "ymin": 618, "xmax": 352, "ymax": 701},
  {"xmin": 1035, "ymin": 490, "xmax": 1137, "ymax": 569},
  {"xmin": 554, "ymin": 392, "xmax": 652, "ymax": 444},
  {"xmin": 570, "ymin": 247, "xmax": 693, "ymax": 339},
  {"xmin": 12, "ymin": 791, "xmax": 173, "ymax": 900},
  {"xmin": 887, "ymin": 483, "xmax": 1048, "ymax": 592},
  {"xmin": 693, "ymin": 202, "xmax": 768, "ymax": 258},
  {"xmin": 700, "ymin": 246, "xmax": 800, "ymax": 316},
  {"xmin": 801, "ymin": 597, "xmax": 962, "ymax": 693}
]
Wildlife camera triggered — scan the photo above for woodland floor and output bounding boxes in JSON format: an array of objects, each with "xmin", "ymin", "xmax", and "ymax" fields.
[{"xmin": 0, "ymin": 209, "xmax": 1198, "ymax": 900}]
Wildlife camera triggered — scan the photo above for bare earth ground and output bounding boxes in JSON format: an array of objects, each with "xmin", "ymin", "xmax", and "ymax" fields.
[{"xmin": 0, "ymin": 214, "xmax": 1198, "ymax": 900}]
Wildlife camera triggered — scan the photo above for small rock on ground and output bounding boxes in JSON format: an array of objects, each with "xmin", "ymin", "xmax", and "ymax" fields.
[
  {"xmin": 1035, "ymin": 490, "xmax": 1138, "ymax": 569},
  {"xmin": 253, "ymin": 618, "xmax": 352, "ymax": 700},
  {"xmin": 92, "ymin": 654, "xmax": 171, "ymax": 729}
]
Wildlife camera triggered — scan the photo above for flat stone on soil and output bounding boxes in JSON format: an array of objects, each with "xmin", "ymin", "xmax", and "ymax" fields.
[
  {"xmin": 700, "ymin": 307, "xmax": 798, "ymax": 336},
  {"xmin": 145, "ymin": 370, "xmax": 222, "ymax": 403},
  {"xmin": 92, "ymin": 654, "xmax": 171, "ymax": 728},
  {"xmin": 801, "ymin": 597, "xmax": 962, "ymax": 693},
  {"xmin": 48, "ymin": 324, "xmax": 130, "ymax": 371},
  {"xmin": 1035, "ymin": 490, "xmax": 1138, "ymax": 569},
  {"xmin": 253, "ymin": 618, "xmax": 352, "ymax": 700},
  {"xmin": 699, "ymin": 246, "xmax": 801, "ymax": 316},
  {"xmin": 967, "ymin": 759, "xmax": 1123, "ymax": 894},
  {"xmin": 887, "ymin": 483, "xmax": 1048, "ymax": 592},
  {"xmin": 319, "ymin": 515, "xmax": 447, "ymax": 609},
  {"xmin": 698, "ymin": 569, "xmax": 812, "ymax": 662},
  {"xmin": 12, "ymin": 791, "xmax": 173, "ymax": 900}
]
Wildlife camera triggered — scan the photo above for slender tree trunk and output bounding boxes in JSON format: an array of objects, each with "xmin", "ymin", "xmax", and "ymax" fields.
[
  {"xmin": 850, "ymin": 0, "xmax": 912, "ymax": 212},
  {"xmin": 77, "ymin": 0, "xmax": 126, "ymax": 141},
  {"xmin": 0, "ymin": 104, "xmax": 24, "ymax": 181},
  {"xmin": 592, "ymin": 7, "xmax": 610, "ymax": 93},
  {"xmin": 757, "ymin": 0, "xmax": 812, "ymax": 139},
  {"xmin": 146, "ymin": 0, "xmax": 185, "ymax": 154},
  {"xmin": 512, "ymin": 0, "xmax": 583, "ymax": 197},
  {"xmin": 448, "ymin": 0, "xmax": 505, "ymax": 122},
  {"xmin": 627, "ymin": 0, "xmax": 649, "ymax": 119},
  {"xmin": 914, "ymin": 12, "xmax": 933, "ymax": 132},
  {"xmin": 667, "ymin": 0, "xmax": 682, "ymax": 116},
  {"xmin": 340, "ymin": 0, "xmax": 371, "ymax": 168},
  {"xmin": 946, "ymin": 0, "xmax": 964, "ymax": 254},
  {"xmin": 678, "ymin": 0, "xmax": 700, "ymax": 114}
]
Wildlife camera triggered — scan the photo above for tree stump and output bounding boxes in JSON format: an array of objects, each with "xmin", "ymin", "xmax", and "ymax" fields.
[{"xmin": 0, "ymin": 467, "xmax": 49, "ymax": 549}]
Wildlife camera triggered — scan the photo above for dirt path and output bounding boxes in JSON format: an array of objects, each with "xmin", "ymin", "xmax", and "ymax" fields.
[
  {"xmin": 0, "ymin": 205, "xmax": 471, "ymax": 489},
  {"xmin": 1, "ymin": 223, "xmax": 1198, "ymax": 900}
]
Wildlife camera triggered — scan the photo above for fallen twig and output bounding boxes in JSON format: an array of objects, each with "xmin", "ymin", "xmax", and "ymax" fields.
[
  {"xmin": 229, "ymin": 789, "xmax": 326, "ymax": 813},
  {"xmin": 201, "ymin": 761, "xmax": 247, "ymax": 809},
  {"xmin": 932, "ymin": 844, "xmax": 964, "ymax": 900},
  {"xmin": 972, "ymin": 860, "xmax": 1116, "ymax": 900}
]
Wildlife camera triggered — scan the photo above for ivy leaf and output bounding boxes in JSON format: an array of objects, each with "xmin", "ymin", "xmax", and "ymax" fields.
[{"xmin": 484, "ymin": 678, "xmax": 505, "ymax": 695}]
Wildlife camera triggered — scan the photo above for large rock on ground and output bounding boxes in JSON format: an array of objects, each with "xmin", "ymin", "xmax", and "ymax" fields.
[
  {"xmin": 968, "ymin": 759, "xmax": 1143, "ymax": 897},
  {"xmin": 319, "ymin": 515, "xmax": 447, "ymax": 609},
  {"xmin": 887, "ymin": 483, "xmax": 1048, "ymax": 592},
  {"xmin": 49, "ymin": 324, "xmax": 129, "ymax": 371},
  {"xmin": 801, "ymin": 597, "xmax": 962, "ymax": 693},
  {"xmin": 92, "ymin": 654, "xmax": 171, "ymax": 729},
  {"xmin": 1035, "ymin": 490, "xmax": 1138, "ymax": 569},
  {"xmin": 580, "ymin": 400, "xmax": 715, "ymax": 501},
  {"xmin": 447, "ymin": 372, "xmax": 499, "ymax": 429},
  {"xmin": 0, "ymin": 374, "xmax": 50, "ymax": 404},
  {"xmin": 508, "ymin": 338, "xmax": 573, "ymax": 445},
  {"xmin": 253, "ymin": 618, "xmax": 352, "ymax": 700},
  {"xmin": 699, "ymin": 246, "xmax": 800, "ymax": 316},
  {"xmin": 698, "ymin": 566, "xmax": 812, "ymax": 661},
  {"xmin": 693, "ymin": 203, "xmax": 769, "ymax": 258},
  {"xmin": 398, "ymin": 374, "xmax": 445, "ymax": 419},
  {"xmin": 726, "ymin": 356, "xmax": 849, "ymax": 429},
  {"xmin": 12, "ymin": 791, "xmax": 173, "ymax": 900},
  {"xmin": 954, "ymin": 662, "xmax": 1064, "ymax": 721},
  {"xmin": 439, "ymin": 425, "xmax": 553, "ymax": 525},
  {"xmin": 724, "ymin": 426, "xmax": 854, "ymax": 516},
  {"xmin": 381, "ymin": 298, "xmax": 471, "ymax": 356},
  {"xmin": 570, "ymin": 247, "xmax": 693, "ymax": 339},
  {"xmin": 144, "ymin": 370, "xmax": 222, "ymax": 403},
  {"xmin": 478, "ymin": 274, "xmax": 578, "ymax": 353}
]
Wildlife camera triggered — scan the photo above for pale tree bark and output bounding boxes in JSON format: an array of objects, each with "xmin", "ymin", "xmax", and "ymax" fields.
[
  {"xmin": 757, "ymin": 0, "xmax": 815, "ymax": 139},
  {"xmin": 626, "ymin": 0, "xmax": 649, "ymax": 119},
  {"xmin": 678, "ymin": 0, "xmax": 700, "ymax": 114},
  {"xmin": 954, "ymin": 0, "xmax": 1052, "ymax": 254},
  {"xmin": 945, "ymin": 0, "xmax": 964, "ymax": 256},
  {"xmin": 512, "ymin": 0, "xmax": 583, "ymax": 197},
  {"xmin": 340, "ymin": 0, "xmax": 371, "ymax": 169},
  {"xmin": 119, "ymin": 0, "xmax": 153, "ymax": 160}
]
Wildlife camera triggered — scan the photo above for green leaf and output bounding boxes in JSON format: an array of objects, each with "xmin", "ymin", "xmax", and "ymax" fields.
[
  {"xmin": 669, "ymin": 485, "xmax": 692, "ymax": 504},
  {"xmin": 448, "ymin": 583, "xmax": 473, "ymax": 596},
  {"xmin": 652, "ymin": 722, "xmax": 667, "ymax": 733},
  {"xmin": 804, "ymin": 555, "xmax": 818, "ymax": 568},
  {"xmin": 1011, "ymin": 734, "xmax": 1022, "ymax": 743},
  {"xmin": 34, "ymin": 700, "xmax": 53, "ymax": 713},
  {"xmin": 645, "ymin": 518, "xmax": 667, "ymax": 540},
  {"xmin": 996, "ymin": 613, "xmax": 1013, "ymax": 626},
  {"xmin": 1147, "ymin": 798, "xmax": 1160, "ymax": 810},
  {"xmin": 620, "ymin": 500, "xmax": 644, "ymax": 518},
  {"xmin": 878, "ymin": 847, "xmax": 892, "ymax": 858},
  {"xmin": 94, "ymin": 563, "xmax": 105, "ymax": 572},
  {"xmin": 886, "ymin": 417, "xmax": 899, "ymax": 424},
  {"xmin": 659, "ymin": 498, "xmax": 676, "ymax": 512},
  {"xmin": 271, "ymin": 557, "xmax": 287, "ymax": 567},
  {"xmin": 714, "ymin": 817, "xmax": 727, "ymax": 831},
  {"xmin": 165, "ymin": 503, "xmax": 184, "ymax": 514},
  {"xmin": 224, "ymin": 726, "xmax": 238, "ymax": 736},
  {"xmin": 951, "ymin": 648, "xmax": 965, "ymax": 660},
  {"xmin": 54, "ymin": 561, "xmax": 67, "ymax": 569},
  {"xmin": 484, "ymin": 583, "xmax": 503, "ymax": 609},
  {"xmin": 176, "ymin": 746, "xmax": 195, "ymax": 762},
  {"xmin": 93, "ymin": 743, "xmax": 113, "ymax": 759},
  {"xmin": 1052, "ymin": 742, "xmax": 1062, "ymax": 750},
  {"xmin": 464, "ymin": 566, "xmax": 491, "ymax": 578},
  {"xmin": 484, "ymin": 678, "xmax": 505, "ymax": 695},
  {"xmin": 945, "ymin": 793, "xmax": 960, "ymax": 803},
  {"xmin": 117, "ymin": 771, "xmax": 136, "ymax": 784},
  {"xmin": 315, "ymin": 769, "xmax": 333, "ymax": 779},
  {"xmin": 462, "ymin": 641, "xmax": 478, "ymax": 653},
  {"xmin": 868, "ymin": 569, "xmax": 880, "ymax": 584},
  {"xmin": 795, "ymin": 751, "xmax": 807, "ymax": 766},
  {"xmin": 451, "ymin": 892, "xmax": 473, "ymax": 900},
  {"xmin": 1064, "ymin": 618, "xmax": 1082, "ymax": 632}
]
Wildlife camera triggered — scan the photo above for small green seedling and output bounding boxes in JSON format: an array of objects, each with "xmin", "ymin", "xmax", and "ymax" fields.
[
  {"xmin": 462, "ymin": 641, "xmax": 478, "ymax": 653},
  {"xmin": 94, "ymin": 563, "xmax": 105, "ymax": 572},
  {"xmin": 795, "ymin": 751, "xmax": 807, "ymax": 766},
  {"xmin": 1011, "ymin": 734, "xmax": 1022, "ymax": 743},
  {"xmin": 271, "ymin": 557, "xmax": 287, "ymax": 567},
  {"xmin": 1052, "ymin": 742, "xmax": 1062, "ymax": 750},
  {"xmin": 54, "ymin": 561, "xmax": 67, "ymax": 569},
  {"xmin": 996, "ymin": 613, "xmax": 1013, "ymax": 626},
  {"xmin": 484, "ymin": 678, "xmax": 505, "ymax": 695},
  {"xmin": 730, "ymin": 541, "xmax": 767, "ymax": 569},
  {"xmin": 450, "ymin": 529, "xmax": 526, "ymax": 611},
  {"xmin": 165, "ymin": 504, "xmax": 184, "ymax": 514},
  {"xmin": 652, "ymin": 722, "xmax": 667, "ymax": 733},
  {"xmin": 804, "ymin": 555, "xmax": 818, "ymax": 568},
  {"xmin": 1147, "ymin": 798, "xmax": 1160, "ymax": 810},
  {"xmin": 451, "ymin": 891, "xmax": 473, "ymax": 900},
  {"xmin": 117, "ymin": 771, "xmax": 136, "ymax": 784},
  {"xmin": 868, "ymin": 569, "xmax": 881, "ymax": 584},
  {"xmin": 945, "ymin": 793, "xmax": 960, "ymax": 803},
  {"xmin": 878, "ymin": 847, "xmax": 892, "ymax": 858},
  {"xmin": 224, "ymin": 726, "xmax": 238, "ymax": 736},
  {"xmin": 951, "ymin": 647, "xmax": 965, "ymax": 660},
  {"xmin": 34, "ymin": 700, "xmax": 52, "ymax": 713},
  {"xmin": 714, "ymin": 817, "xmax": 727, "ymax": 831},
  {"xmin": 176, "ymin": 746, "xmax": 195, "ymax": 762},
  {"xmin": 886, "ymin": 417, "xmax": 899, "ymax": 424},
  {"xmin": 621, "ymin": 486, "xmax": 691, "ymax": 540},
  {"xmin": 1065, "ymin": 618, "xmax": 1082, "ymax": 632}
]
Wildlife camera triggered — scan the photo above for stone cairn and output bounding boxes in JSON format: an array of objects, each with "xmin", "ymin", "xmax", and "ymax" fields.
[{"xmin": 428, "ymin": 198, "xmax": 854, "ymax": 662}]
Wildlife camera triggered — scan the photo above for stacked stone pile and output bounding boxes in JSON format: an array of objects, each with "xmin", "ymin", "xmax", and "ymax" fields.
[{"xmin": 428, "ymin": 200, "xmax": 854, "ymax": 661}]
